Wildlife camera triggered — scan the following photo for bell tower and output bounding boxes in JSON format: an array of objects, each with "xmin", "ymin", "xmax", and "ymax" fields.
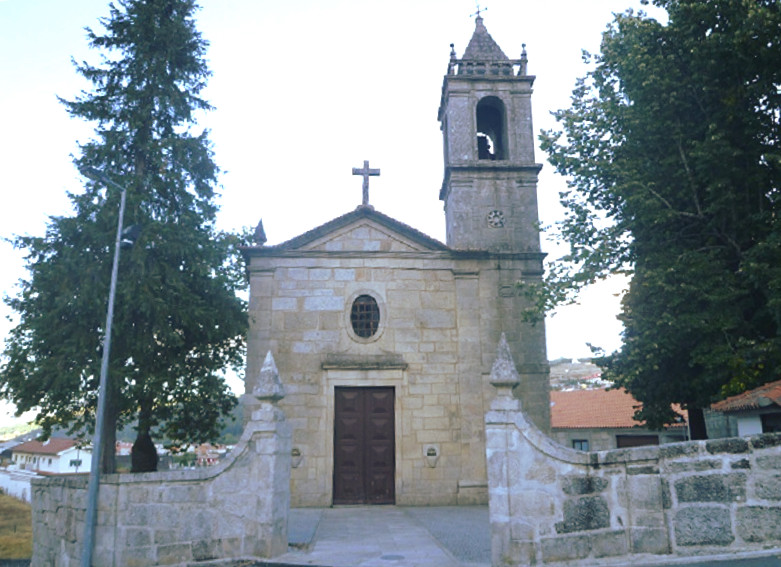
[
  {"xmin": 438, "ymin": 14, "xmax": 542, "ymax": 253},
  {"xmin": 438, "ymin": 15, "xmax": 550, "ymax": 432}
]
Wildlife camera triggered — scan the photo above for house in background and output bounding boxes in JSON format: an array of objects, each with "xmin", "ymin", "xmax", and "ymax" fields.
[
  {"xmin": 711, "ymin": 379, "xmax": 781, "ymax": 436},
  {"xmin": 10, "ymin": 438, "xmax": 91, "ymax": 474},
  {"xmin": 550, "ymin": 388, "xmax": 688, "ymax": 451}
]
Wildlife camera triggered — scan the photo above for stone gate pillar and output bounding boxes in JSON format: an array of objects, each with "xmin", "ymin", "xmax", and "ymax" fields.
[{"xmin": 248, "ymin": 350, "xmax": 292, "ymax": 558}]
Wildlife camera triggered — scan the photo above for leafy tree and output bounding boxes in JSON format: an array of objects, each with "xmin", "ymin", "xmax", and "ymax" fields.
[
  {"xmin": 539, "ymin": 0, "xmax": 781, "ymax": 437},
  {"xmin": 0, "ymin": 0, "xmax": 247, "ymax": 471}
]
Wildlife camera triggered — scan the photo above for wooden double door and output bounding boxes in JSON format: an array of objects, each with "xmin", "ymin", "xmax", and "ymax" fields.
[{"xmin": 333, "ymin": 387, "xmax": 395, "ymax": 505}]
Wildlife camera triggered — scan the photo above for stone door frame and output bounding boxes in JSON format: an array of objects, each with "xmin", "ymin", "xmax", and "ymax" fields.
[{"xmin": 324, "ymin": 369, "xmax": 406, "ymax": 505}]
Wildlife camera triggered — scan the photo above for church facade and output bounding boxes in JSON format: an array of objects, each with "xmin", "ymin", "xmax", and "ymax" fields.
[{"xmin": 243, "ymin": 16, "xmax": 550, "ymax": 507}]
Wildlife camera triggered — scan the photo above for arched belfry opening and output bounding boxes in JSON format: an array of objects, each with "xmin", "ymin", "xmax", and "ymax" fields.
[{"xmin": 476, "ymin": 96, "xmax": 506, "ymax": 160}]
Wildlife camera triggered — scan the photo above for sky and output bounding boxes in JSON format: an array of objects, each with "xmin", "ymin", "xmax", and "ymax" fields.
[{"xmin": 0, "ymin": 0, "xmax": 665, "ymax": 425}]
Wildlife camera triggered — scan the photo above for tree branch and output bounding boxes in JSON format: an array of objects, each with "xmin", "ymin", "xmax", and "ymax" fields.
[{"xmin": 676, "ymin": 135, "xmax": 704, "ymax": 217}]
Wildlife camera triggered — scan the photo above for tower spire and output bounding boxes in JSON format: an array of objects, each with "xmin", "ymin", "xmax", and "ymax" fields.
[
  {"xmin": 437, "ymin": 14, "xmax": 541, "ymax": 251},
  {"xmin": 461, "ymin": 8, "xmax": 508, "ymax": 64}
]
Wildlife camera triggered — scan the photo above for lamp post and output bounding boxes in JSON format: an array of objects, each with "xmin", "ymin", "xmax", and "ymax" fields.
[{"xmin": 80, "ymin": 167, "xmax": 129, "ymax": 567}]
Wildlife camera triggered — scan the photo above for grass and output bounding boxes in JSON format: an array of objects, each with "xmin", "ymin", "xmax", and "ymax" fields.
[{"xmin": 0, "ymin": 492, "xmax": 32, "ymax": 559}]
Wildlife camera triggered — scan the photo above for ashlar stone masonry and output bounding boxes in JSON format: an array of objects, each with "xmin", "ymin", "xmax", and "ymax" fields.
[
  {"xmin": 31, "ymin": 352, "xmax": 291, "ymax": 567},
  {"xmin": 242, "ymin": 15, "xmax": 550, "ymax": 507},
  {"xmin": 486, "ymin": 337, "xmax": 781, "ymax": 566}
]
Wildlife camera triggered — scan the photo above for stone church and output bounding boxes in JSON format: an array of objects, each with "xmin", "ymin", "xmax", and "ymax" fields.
[{"xmin": 243, "ymin": 15, "xmax": 549, "ymax": 507}]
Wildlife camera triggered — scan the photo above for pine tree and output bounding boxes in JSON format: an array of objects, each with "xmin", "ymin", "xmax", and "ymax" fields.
[{"xmin": 1, "ymin": 0, "xmax": 247, "ymax": 471}]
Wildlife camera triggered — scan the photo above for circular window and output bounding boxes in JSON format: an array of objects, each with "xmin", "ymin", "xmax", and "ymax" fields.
[{"xmin": 350, "ymin": 294, "xmax": 380, "ymax": 339}]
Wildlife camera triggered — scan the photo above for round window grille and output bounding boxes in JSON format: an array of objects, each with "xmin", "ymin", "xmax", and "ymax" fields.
[{"xmin": 350, "ymin": 294, "xmax": 380, "ymax": 338}]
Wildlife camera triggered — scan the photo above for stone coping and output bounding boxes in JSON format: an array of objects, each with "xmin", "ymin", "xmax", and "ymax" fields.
[
  {"xmin": 490, "ymin": 406, "xmax": 781, "ymax": 467},
  {"xmin": 31, "ymin": 419, "xmax": 279, "ymax": 489},
  {"xmin": 248, "ymin": 249, "xmax": 546, "ymax": 261}
]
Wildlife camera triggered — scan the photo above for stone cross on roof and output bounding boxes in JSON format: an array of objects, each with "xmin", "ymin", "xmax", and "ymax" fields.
[{"xmin": 352, "ymin": 160, "xmax": 380, "ymax": 207}]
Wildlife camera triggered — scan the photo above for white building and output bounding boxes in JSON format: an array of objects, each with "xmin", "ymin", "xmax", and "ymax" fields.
[
  {"xmin": 11, "ymin": 438, "xmax": 91, "ymax": 475},
  {"xmin": 712, "ymin": 379, "xmax": 781, "ymax": 437}
]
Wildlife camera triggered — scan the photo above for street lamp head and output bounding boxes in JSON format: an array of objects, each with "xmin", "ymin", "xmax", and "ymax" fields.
[
  {"xmin": 80, "ymin": 166, "xmax": 107, "ymax": 182},
  {"xmin": 80, "ymin": 166, "xmax": 124, "ymax": 191},
  {"xmin": 121, "ymin": 224, "xmax": 141, "ymax": 249}
]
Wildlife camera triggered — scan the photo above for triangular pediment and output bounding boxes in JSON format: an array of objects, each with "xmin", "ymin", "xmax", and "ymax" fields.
[
  {"xmin": 299, "ymin": 221, "xmax": 427, "ymax": 252},
  {"xmin": 260, "ymin": 206, "xmax": 448, "ymax": 253}
]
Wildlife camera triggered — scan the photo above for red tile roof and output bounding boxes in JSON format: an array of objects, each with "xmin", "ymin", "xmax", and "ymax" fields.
[
  {"xmin": 711, "ymin": 379, "xmax": 781, "ymax": 413},
  {"xmin": 551, "ymin": 388, "xmax": 687, "ymax": 429},
  {"xmin": 12, "ymin": 438, "xmax": 80, "ymax": 455}
]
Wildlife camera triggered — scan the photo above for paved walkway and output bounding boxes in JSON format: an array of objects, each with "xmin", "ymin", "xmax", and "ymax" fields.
[
  {"xmin": 278, "ymin": 506, "xmax": 491, "ymax": 567},
  {"xmin": 4, "ymin": 505, "xmax": 781, "ymax": 567},
  {"xmin": 266, "ymin": 506, "xmax": 781, "ymax": 567}
]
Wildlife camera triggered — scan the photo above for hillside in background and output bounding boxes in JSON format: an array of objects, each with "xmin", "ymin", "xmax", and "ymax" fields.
[{"xmin": 550, "ymin": 358, "xmax": 611, "ymax": 391}]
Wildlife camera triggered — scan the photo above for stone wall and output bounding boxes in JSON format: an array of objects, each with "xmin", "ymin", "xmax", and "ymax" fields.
[
  {"xmin": 31, "ymin": 353, "xmax": 291, "ymax": 567},
  {"xmin": 486, "ymin": 337, "xmax": 781, "ymax": 566}
]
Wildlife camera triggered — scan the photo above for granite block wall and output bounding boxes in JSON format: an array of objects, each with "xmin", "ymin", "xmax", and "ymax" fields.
[
  {"xmin": 30, "ymin": 399, "xmax": 290, "ymax": 567},
  {"xmin": 486, "ymin": 358, "xmax": 781, "ymax": 566}
]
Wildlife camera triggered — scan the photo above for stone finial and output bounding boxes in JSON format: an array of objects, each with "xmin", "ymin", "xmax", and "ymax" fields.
[
  {"xmin": 448, "ymin": 43, "xmax": 457, "ymax": 74},
  {"xmin": 253, "ymin": 351, "xmax": 285, "ymax": 402},
  {"xmin": 490, "ymin": 334, "xmax": 522, "ymax": 410},
  {"xmin": 519, "ymin": 43, "xmax": 528, "ymax": 75},
  {"xmin": 253, "ymin": 219, "xmax": 267, "ymax": 245}
]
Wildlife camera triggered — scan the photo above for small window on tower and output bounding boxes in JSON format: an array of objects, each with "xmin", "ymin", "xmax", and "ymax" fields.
[{"xmin": 350, "ymin": 295, "xmax": 380, "ymax": 338}]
